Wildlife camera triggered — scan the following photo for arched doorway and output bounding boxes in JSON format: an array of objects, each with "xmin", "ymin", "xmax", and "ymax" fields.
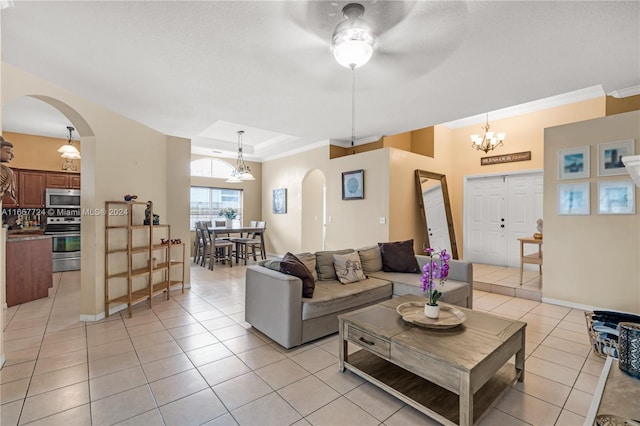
[{"xmin": 301, "ymin": 169, "xmax": 326, "ymax": 252}]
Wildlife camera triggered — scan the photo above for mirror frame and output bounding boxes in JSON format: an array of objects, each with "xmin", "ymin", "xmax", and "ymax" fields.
[{"xmin": 414, "ymin": 169, "xmax": 459, "ymax": 259}]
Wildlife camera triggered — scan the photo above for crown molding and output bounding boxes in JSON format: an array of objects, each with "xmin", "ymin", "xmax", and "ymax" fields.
[{"xmin": 607, "ymin": 85, "xmax": 640, "ymax": 98}]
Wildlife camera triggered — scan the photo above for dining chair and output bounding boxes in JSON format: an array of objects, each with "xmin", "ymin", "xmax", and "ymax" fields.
[
  {"xmin": 200, "ymin": 221, "xmax": 233, "ymax": 269},
  {"xmin": 193, "ymin": 221, "xmax": 204, "ymax": 264},
  {"xmin": 230, "ymin": 221, "xmax": 266, "ymax": 265}
]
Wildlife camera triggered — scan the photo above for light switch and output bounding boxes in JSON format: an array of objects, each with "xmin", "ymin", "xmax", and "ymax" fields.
[
  {"xmin": 379, "ymin": 217, "xmax": 386, "ymax": 224},
  {"xmin": 328, "ymin": 216, "xmax": 333, "ymax": 223}
]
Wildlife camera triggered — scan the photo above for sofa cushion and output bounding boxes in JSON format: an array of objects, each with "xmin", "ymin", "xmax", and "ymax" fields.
[
  {"xmin": 280, "ymin": 252, "xmax": 315, "ymax": 298},
  {"xmin": 295, "ymin": 252, "xmax": 318, "ymax": 281},
  {"xmin": 315, "ymin": 249, "xmax": 355, "ymax": 280},
  {"xmin": 378, "ymin": 240, "xmax": 420, "ymax": 273},
  {"xmin": 301, "ymin": 277, "xmax": 392, "ymax": 320},
  {"xmin": 357, "ymin": 245, "xmax": 383, "ymax": 274},
  {"xmin": 333, "ymin": 252, "xmax": 366, "ymax": 284},
  {"xmin": 369, "ymin": 270, "xmax": 470, "ymax": 306}
]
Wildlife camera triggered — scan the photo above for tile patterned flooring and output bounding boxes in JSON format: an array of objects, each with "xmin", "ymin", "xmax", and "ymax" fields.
[
  {"xmin": 473, "ymin": 263, "xmax": 543, "ymax": 301},
  {"xmin": 1, "ymin": 263, "xmax": 602, "ymax": 425}
]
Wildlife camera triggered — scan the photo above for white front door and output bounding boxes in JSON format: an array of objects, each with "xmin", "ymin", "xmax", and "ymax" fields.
[
  {"xmin": 465, "ymin": 176, "xmax": 507, "ymax": 265},
  {"xmin": 464, "ymin": 171, "xmax": 543, "ymax": 266}
]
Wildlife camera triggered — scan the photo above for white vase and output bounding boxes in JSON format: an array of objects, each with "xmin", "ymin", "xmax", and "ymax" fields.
[
  {"xmin": 225, "ymin": 218, "xmax": 233, "ymax": 227},
  {"xmin": 424, "ymin": 303, "xmax": 440, "ymax": 319}
]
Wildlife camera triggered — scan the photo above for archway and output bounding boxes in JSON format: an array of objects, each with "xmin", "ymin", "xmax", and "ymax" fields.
[{"xmin": 301, "ymin": 169, "xmax": 326, "ymax": 252}]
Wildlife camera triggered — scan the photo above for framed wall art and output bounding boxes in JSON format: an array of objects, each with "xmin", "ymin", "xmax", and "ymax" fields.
[
  {"xmin": 342, "ymin": 169, "xmax": 364, "ymax": 200},
  {"xmin": 558, "ymin": 146, "xmax": 589, "ymax": 180},
  {"xmin": 597, "ymin": 139, "xmax": 635, "ymax": 176},
  {"xmin": 598, "ymin": 180, "xmax": 635, "ymax": 214},
  {"xmin": 558, "ymin": 182, "xmax": 590, "ymax": 215},
  {"xmin": 272, "ymin": 188, "xmax": 287, "ymax": 214}
]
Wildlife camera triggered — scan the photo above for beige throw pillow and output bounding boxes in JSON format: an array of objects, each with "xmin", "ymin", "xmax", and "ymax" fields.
[
  {"xmin": 333, "ymin": 252, "xmax": 366, "ymax": 284},
  {"xmin": 295, "ymin": 252, "xmax": 318, "ymax": 281},
  {"xmin": 357, "ymin": 245, "xmax": 382, "ymax": 274},
  {"xmin": 315, "ymin": 249, "xmax": 354, "ymax": 280}
]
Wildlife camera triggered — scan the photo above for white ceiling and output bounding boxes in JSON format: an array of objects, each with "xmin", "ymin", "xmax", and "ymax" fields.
[{"xmin": 1, "ymin": 1, "xmax": 639, "ymax": 161}]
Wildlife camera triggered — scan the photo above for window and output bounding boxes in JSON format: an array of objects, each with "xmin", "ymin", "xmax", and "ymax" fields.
[
  {"xmin": 190, "ymin": 187, "xmax": 242, "ymax": 229},
  {"xmin": 191, "ymin": 158, "xmax": 235, "ymax": 179}
]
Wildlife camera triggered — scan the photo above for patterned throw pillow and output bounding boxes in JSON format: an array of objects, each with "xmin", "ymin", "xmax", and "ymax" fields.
[{"xmin": 333, "ymin": 252, "xmax": 366, "ymax": 284}]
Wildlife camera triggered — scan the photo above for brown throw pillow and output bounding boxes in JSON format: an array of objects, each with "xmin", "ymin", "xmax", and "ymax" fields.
[
  {"xmin": 378, "ymin": 240, "xmax": 420, "ymax": 273},
  {"xmin": 279, "ymin": 252, "xmax": 315, "ymax": 298}
]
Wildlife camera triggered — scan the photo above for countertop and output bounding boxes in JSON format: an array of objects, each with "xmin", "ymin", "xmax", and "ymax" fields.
[{"xmin": 7, "ymin": 233, "xmax": 50, "ymax": 242}]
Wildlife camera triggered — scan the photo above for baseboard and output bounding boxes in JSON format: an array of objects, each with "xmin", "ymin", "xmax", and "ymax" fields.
[
  {"xmin": 541, "ymin": 297, "xmax": 600, "ymax": 312},
  {"xmin": 79, "ymin": 303, "xmax": 127, "ymax": 322},
  {"xmin": 2, "ymin": 303, "xmax": 7, "ymax": 310}
]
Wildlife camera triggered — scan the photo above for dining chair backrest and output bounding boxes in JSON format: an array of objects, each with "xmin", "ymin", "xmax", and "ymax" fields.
[
  {"xmin": 202, "ymin": 220, "xmax": 212, "ymax": 228},
  {"xmin": 257, "ymin": 221, "xmax": 266, "ymax": 229},
  {"xmin": 249, "ymin": 220, "xmax": 257, "ymax": 227}
]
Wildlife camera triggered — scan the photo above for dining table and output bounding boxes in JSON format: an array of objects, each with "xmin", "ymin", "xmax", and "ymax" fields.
[{"xmin": 208, "ymin": 226, "xmax": 266, "ymax": 264}]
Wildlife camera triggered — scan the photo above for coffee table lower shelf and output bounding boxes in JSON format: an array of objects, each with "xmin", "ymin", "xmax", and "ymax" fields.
[{"xmin": 344, "ymin": 349, "xmax": 520, "ymax": 426}]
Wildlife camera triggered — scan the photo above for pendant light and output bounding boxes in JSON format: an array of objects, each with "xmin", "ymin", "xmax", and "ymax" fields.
[
  {"xmin": 58, "ymin": 126, "xmax": 81, "ymax": 159},
  {"xmin": 226, "ymin": 130, "xmax": 254, "ymax": 183}
]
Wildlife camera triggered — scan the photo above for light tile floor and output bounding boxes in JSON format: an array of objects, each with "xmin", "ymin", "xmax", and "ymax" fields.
[
  {"xmin": 473, "ymin": 263, "xmax": 543, "ymax": 301},
  {"xmin": 1, "ymin": 264, "xmax": 602, "ymax": 425}
]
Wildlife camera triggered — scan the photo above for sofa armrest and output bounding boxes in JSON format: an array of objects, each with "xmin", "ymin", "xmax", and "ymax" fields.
[
  {"xmin": 415, "ymin": 256, "xmax": 474, "ymax": 308},
  {"xmin": 245, "ymin": 265, "xmax": 304, "ymax": 349}
]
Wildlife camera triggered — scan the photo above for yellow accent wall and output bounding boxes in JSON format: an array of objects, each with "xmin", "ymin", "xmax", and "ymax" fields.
[{"xmin": 3, "ymin": 131, "xmax": 81, "ymax": 172}]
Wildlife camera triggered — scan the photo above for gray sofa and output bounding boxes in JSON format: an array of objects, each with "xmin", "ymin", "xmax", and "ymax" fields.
[{"xmin": 245, "ymin": 247, "xmax": 473, "ymax": 349}]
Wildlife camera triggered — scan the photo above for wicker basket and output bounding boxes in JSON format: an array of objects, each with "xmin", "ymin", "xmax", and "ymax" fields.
[{"xmin": 584, "ymin": 312, "xmax": 619, "ymax": 359}]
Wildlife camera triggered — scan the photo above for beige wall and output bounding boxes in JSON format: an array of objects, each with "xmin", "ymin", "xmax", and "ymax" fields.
[
  {"xmin": 262, "ymin": 145, "xmax": 330, "ymax": 255},
  {"xmin": 3, "ymin": 63, "xmax": 191, "ymax": 319},
  {"xmin": 3, "ymin": 131, "xmax": 81, "ymax": 172},
  {"xmin": 544, "ymin": 111, "xmax": 639, "ymax": 312}
]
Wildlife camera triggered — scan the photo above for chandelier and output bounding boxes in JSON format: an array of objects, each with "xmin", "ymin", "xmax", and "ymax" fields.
[
  {"xmin": 331, "ymin": 3, "xmax": 376, "ymax": 70},
  {"xmin": 57, "ymin": 126, "xmax": 81, "ymax": 159},
  {"xmin": 226, "ymin": 130, "xmax": 254, "ymax": 183},
  {"xmin": 470, "ymin": 113, "xmax": 505, "ymax": 153}
]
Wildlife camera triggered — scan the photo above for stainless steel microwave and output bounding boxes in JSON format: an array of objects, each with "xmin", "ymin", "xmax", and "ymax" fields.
[{"xmin": 45, "ymin": 188, "xmax": 81, "ymax": 208}]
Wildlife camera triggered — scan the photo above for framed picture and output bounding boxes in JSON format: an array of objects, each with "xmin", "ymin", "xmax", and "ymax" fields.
[
  {"xmin": 598, "ymin": 180, "xmax": 635, "ymax": 214},
  {"xmin": 558, "ymin": 182, "xmax": 590, "ymax": 215},
  {"xmin": 597, "ymin": 139, "xmax": 635, "ymax": 176},
  {"xmin": 272, "ymin": 188, "xmax": 287, "ymax": 214},
  {"xmin": 558, "ymin": 146, "xmax": 589, "ymax": 180},
  {"xmin": 342, "ymin": 169, "xmax": 364, "ymax": 200}
]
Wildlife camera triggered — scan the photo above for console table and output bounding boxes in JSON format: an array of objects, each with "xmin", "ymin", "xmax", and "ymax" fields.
[
  {"xmin": 518, "ymin": 237, "xmax": 542, "ymax": 284},
  {"xmin": 338, "ymin": 294, "xmax": 526, "ymax": 426}
]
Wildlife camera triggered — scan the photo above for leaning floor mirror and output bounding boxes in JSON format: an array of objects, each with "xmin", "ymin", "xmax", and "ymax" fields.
[{"xmin": 414, "ymin": 169, "xmax": 459, "ymax": 259}]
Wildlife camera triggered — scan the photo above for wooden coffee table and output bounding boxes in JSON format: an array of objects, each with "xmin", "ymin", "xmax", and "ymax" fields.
[{"xmin": 338, "ymin": 294, "xmax": 526, "ymax": 426}]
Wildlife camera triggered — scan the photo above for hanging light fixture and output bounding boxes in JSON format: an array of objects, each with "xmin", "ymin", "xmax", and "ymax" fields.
[
  {"xmin": 58, "ymin": 126, "xmax": 81, "ymax": 159},
  {"xmin": 331, "ymin": 3, "xmax": 376, "ymax": 70},
  {"xmin": 226, "ymin": 130, "xmax": 254, "ymax": 183},
  {"xmin": 470, "ymin": 113, "xmax": 506, "ymax": 153}
]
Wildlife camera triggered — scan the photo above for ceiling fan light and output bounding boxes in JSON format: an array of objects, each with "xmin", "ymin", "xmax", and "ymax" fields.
[{"xmin": 333, "ymin": 40, "xmax": 374, "ymax": 69}]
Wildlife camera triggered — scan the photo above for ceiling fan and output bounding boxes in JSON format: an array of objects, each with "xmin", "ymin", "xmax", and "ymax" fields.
[{"xmin": 284, "ymin": 1, "xmax": 470, "ymax": 88}]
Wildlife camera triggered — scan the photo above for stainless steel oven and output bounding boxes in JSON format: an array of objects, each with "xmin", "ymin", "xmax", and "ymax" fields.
[{"xmin": 45, "ymin": 215, "xmax": 81, "ymax": 272}]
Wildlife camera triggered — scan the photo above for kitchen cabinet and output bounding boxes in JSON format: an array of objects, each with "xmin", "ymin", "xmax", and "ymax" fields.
[
  {"xmin": 19, "ymin": 170, "xmax": 46, "ymax": 208},
  {"xmin": 46, "ymin": 172, "xmax": 81, "ymax": 189},
  {"xmin": 6, "ymin": 235, "xmax": 53, "ymax": 306},
  {"xmin": 1, "ymin": 169, "xmax": 81, "ymax": 208},
  {"xmin": 104, "ymin": 200, "xmax": 185, "ymax": 318}
]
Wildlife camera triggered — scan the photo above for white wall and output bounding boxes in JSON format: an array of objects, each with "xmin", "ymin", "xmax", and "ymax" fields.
[{"xmin": 543, "ymin": 111, "xmax": 640, "ymax": 312}]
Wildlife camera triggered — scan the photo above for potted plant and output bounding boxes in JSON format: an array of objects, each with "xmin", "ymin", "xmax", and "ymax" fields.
[
  {"xmin": 420, "ymin": 247, "xmax": 450, "ymax": 319},
  {"xmin": 221, "ymin": 208, "xmax": 237, "ymax": 227}
]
